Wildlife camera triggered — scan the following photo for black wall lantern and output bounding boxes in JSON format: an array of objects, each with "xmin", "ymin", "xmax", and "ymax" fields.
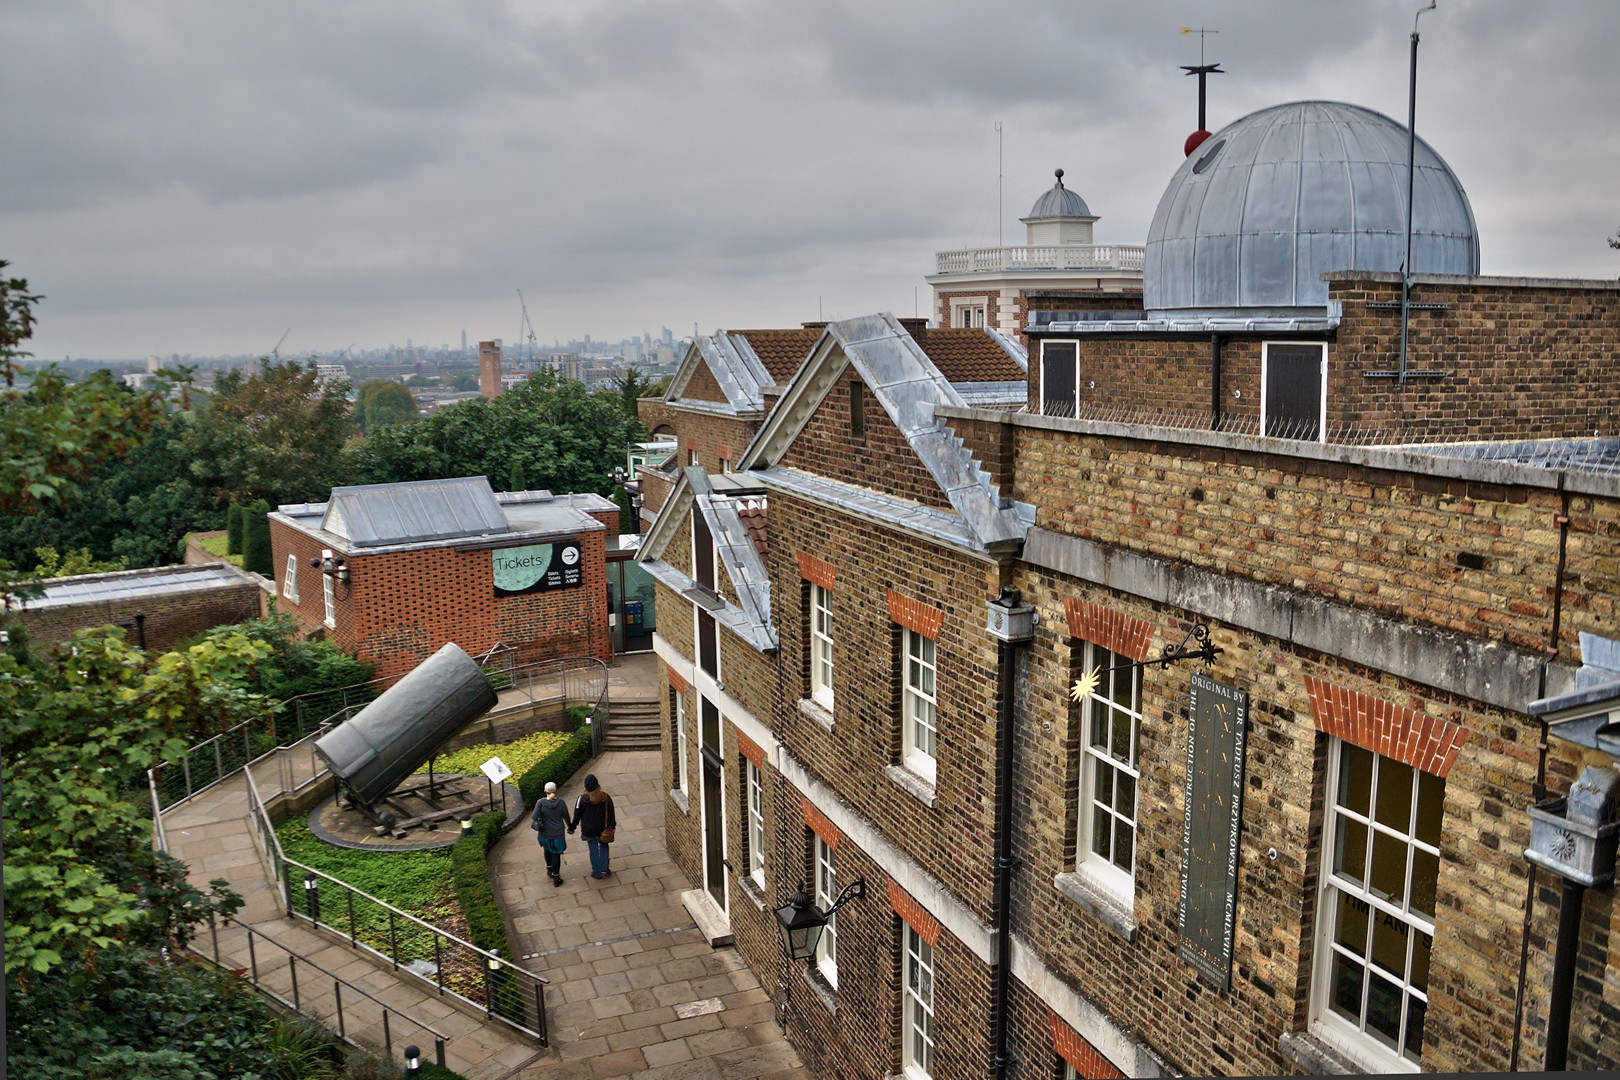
[{"xmin": 774, "ymin": 878, "xmax": 866, "ymax": 961}]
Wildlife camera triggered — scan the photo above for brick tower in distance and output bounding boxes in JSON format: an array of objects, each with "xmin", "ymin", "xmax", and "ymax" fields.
[{"xmin": 478, "ymin": 339, "xmax": 503, "ymax": 399}]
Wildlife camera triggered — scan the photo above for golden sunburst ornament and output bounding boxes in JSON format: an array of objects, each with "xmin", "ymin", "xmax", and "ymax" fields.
[{"xmin": 1070, "ymin": 667, "xmax": 1101, "ymax": 702}]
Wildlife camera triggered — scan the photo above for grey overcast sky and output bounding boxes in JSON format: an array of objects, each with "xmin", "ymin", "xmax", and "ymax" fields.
[{"xmin": 4, "ymin": 0, "xmax": 1618, "ymax": 359}]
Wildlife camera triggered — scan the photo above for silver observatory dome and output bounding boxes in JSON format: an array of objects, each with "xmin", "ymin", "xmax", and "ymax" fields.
[{"xmin": 1144, "ymin": 101, "xmax": 1480, "ymax": 313}]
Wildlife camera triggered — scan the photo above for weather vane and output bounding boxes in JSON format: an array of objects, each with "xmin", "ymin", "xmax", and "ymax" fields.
[{"xmin": 1179, "ymin": 26, "xmax": 1224, "ymax": 156}]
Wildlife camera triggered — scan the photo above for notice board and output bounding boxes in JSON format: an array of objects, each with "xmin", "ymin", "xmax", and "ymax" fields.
[{"xmin": 1176, "ymin": 672, "xmax": 1249, "ymax": 989}]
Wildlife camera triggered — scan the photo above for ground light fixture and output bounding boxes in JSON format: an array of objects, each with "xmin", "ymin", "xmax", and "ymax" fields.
[
  {"xmin": 459, "ymin": 812, "xmax": 472, "ymax": 833},
  {"xmin": 403, "ymin": 1045, "xmax": 421, "ymax": 1078},
  {"xmin": 774, "ymin": 878, "xmax": 866, "ymax": 961}
]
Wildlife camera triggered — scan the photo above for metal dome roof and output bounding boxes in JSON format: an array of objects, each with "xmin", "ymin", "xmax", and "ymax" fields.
[
  {"xmin": 1023, "ymin": 169, "xmax": 1093, "ymax": 221},
  {"xmin": 1144, "ymin": 100, "xmax": 1479, "ymax": 312}
]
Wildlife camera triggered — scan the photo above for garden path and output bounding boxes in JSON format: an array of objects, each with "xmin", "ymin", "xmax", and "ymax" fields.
[
  {"xmin": 163, "ymin": 770, "xmax": 547, "ymax": 1079},
  {"xmin": 491, "ymin": 744, "xmax": 810, "ymax": 1080}
]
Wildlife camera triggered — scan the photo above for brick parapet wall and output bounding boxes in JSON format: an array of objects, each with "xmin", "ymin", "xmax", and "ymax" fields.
[
  {"xmin": 1012, "ymin": 423, "xmax": 1620, "ymax": 658},
  {"xmin": 15, "ymin": 570, "xmax": 263, "ymax": 654},
  {"xmin": 636, "ymin": 396, "xmax": 681, "ymax": 438}
]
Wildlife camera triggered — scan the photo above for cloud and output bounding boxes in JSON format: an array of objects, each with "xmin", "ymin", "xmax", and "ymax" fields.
[{"xmin": 2, "ymin": 0, "xmax": 1617, "ymax": 356}]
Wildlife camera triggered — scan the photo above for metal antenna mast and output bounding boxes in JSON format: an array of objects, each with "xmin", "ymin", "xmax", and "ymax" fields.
[
  {"xmin": 995, "ymin": 121, "xmax": 1004, "ymax": 249},
  {"xmin": 1399, "ymin": 1, "xmax": 1437, "ymax": 384},
  {"xmin": 1179, "ymin": 27, "xmax": 1224, "ymax": 134}
]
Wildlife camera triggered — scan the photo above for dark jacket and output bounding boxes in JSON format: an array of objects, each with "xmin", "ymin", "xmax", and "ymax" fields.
[
  {"xmin": 531, "ymin": 796, "xmax": 569, "ymax": 840},
  {"xmin": 570, "ymin": 788, "xmax": 616, "ymax": 839}
]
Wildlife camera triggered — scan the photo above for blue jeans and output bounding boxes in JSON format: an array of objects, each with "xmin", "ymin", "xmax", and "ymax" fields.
[{"xmin": 586, "ymin": 835, "xmax": 610, "ymax": 876}]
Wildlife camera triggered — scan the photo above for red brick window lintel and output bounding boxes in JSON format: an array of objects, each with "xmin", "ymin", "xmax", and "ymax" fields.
[{"xmin": 1304, "ymin": 675, "xmax": 1469, "ymax": 778}]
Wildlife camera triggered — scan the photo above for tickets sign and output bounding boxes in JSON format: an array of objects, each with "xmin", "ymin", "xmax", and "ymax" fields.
[{"xmin": 492, "ymin": 540, "xmax": 582, "ymax": 596}]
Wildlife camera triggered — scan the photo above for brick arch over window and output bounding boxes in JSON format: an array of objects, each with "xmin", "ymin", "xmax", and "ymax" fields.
[
  {"xmin": 1048, "ymin": 1010, "xmax": 1124, "ymax": 1080},
  {"xmin": 801, "ymin": 796, "xmax": 839, "ymax": 850},
  {"xmin": 1063, "ymin": 598, "xmax": 1154, "ymax": 662},
  {"xmin": 885, "ymin": 879, "xmax": 942, "ymax": 946},
  {"xmin": 1304, "ymin": 675, "xmax": 1469, "ymax": 778},
  {"xmin": 887, "ymin": 590, "xmax": 944, "ymax": 638}
]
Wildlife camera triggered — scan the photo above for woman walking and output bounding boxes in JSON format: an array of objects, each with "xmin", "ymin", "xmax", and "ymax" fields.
[
  {"xmin": 569, "ymin": 774, "xmax": 617, "ymax": 879},
  {"xmin": 530, "ymin": 781, "xmax": 570, "ymax": 886}
]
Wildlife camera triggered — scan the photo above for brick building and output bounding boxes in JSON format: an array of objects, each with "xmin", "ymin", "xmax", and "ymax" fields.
[
  {"xmin": 269, "ymin": 476, "xmax": 617, "ymax": 679},
  {"xmin": 638, "ymin": 98, "xmax": 1619, "ymax": 1078},
  {"xmin": 12, "ymin": 563, "xmax": 265, "ymax": 653}
]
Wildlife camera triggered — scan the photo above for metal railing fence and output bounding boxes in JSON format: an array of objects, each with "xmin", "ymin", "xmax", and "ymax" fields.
[
  {"xmin": 194, "ymin": 913, "xmax": 451, "ymax": 1068},
  {"xmin": 242, "ymin": 768, "xmax": 550, "ymax": 1045}
]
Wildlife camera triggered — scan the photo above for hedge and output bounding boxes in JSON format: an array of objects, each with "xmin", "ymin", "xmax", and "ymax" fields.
[
  {"xmin": 515, "ymin": 721, "xmax": 592, "ymax": 806},
  {"xmin": 419, "ymin": 1063, "xmax": 472, "ymax": 1080},
  {"xmin": 226, "ymin": 503, "xmax": 244, "ymax": 555},
  {"xmin": 451, "ymin": 811, "xmax": 509, "ymax": 957},
  {"xmin": 242, "ymin": 498, "xmax": 273, "ymax": 577}
]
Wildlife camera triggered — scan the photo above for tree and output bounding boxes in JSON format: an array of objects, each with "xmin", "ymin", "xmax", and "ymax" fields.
[
  {"xmin": 348, "ymin": 368, "xmax": 645, "ymax": 497},
  {"xmin": 241, "ymin": 498, "xmax": 272, "ymax": 577},
  {"xmin": 225, "ymin": 502, "xmax": 244, "ymax": 554},
  {"xmin": 177, "ymin": 358, "xmax": 351, "ymax": 507},
  {"xmin": 1610, "ymin": 225, "xmax": 1619, "ymax": 250},
  {"xmin": 2, "ymin": 259, "xmax": 44, "ymax": 389},
  {"xmin": 353, "ymin": 378, "xmax": 417, "ymax": 432},
  {"xmin": 509, "ymin": 460, "xmax": 527, "ymax": 493},
  {"xmin": 615, "ymin": 366, "xmax": 660, "ymax": 419},
  {"xmin": 1, "ymin": 625, "xmax": 270, "ymax": 975},
  {"xmin": 27, "ymin": 546, "xmax": 127, "ymax": 577}
]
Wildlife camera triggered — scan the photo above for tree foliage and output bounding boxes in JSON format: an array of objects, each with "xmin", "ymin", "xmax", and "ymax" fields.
[
  {"xmin": 241, "ymin": 497, "xmax": 273, "ymax": 577},
  {"xmin": 225, "ymin": 502, "xmax": 244, "ymax": 554},
  {"xmin": 1, "ymin": 626, "xmax": 272, "ymax": 976},
  {"xmin": 348, "ymin": 368, "xmax": 644, "ymax": 496},
  {"xmin": 352, "ymin": 378, "xmax": 417, "ymax": 432},
  {"xmin": 194, "ymin": 610, "xmax": 375, "ymax": 702},
  {"xmin": 178, "ymin": 358, "xmax": 352, "ymax": 507},
  {"xmin": 2, "ymin": 366, "xmax": 165, "ymax": 513},
  {"xmin": 27, "ymin": 546, "xmax": 129, "ymax": 577}
]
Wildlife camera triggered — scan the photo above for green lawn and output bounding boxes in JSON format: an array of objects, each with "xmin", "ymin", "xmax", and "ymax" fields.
[
  {"xmin": 414, "ymin": 730, "xmax": 569, "ymax": 780},
  {"xmin": 196, "ymin": 532, "xmax": 244, "ymax": 567}
]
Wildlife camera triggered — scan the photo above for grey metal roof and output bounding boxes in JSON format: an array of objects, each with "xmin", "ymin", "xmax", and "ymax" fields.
[
  {"xmin": 666, "ymin": 332, "xmax": 772, "ymax": 415},
  {"xmin": 322, "ymin": 476, "xmax": 510, "ymax": 547},
  {"xmin": 1144, "ymin": 101, "xmax": 1480, "ymax": 312},
  {"xmin": 1040, "ymin": 312, "xmax": 1342, "ymax": 335},
  {"xmin": 737, "ymin": 313, "xmax": 1033, "ymax": 553},
  {"xmin": 23, "ymin": 564, "xmax": 252, "ymax": 611},
  {"xmin": 635, "ymin": 467, "xmax": 778, "ymax": 652},
  {"xmin": 1023, "ymin": 170, "xmax": 1093, "ymax": 221}
]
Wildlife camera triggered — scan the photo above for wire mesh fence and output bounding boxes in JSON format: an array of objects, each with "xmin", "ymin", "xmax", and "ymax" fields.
[{"xmin": 1033, "ymin": 401, "xmax": 1620, "ymax": 478}]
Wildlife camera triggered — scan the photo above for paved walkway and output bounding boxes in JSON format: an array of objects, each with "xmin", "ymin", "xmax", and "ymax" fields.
[
  {"xmin": 495, "ymin": 749, "xmax": 807, "ymax": 1080},
  {"xmin": 161, "ymin": 651, "xmax": 805, "ymax": 1080}
]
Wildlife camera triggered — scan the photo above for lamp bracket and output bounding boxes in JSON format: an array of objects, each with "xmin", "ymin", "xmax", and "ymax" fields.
[{"xmin": 824, "ymin": 877, "xmax": 867, "ymax": 919}]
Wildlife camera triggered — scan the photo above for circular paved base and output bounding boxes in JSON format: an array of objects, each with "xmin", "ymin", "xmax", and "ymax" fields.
[{"xmin": 306, "ymin": 776, "xmax": 526, "ymax": 852}]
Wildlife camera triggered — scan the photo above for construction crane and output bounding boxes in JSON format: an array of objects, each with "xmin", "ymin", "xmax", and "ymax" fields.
[
  {"xmin": 269, "ymin": 328, "xmax": 291, "ymax": 359},
  {"xmin": 516, "ymin": 290, "xmax": 538, "ymax": 365}
]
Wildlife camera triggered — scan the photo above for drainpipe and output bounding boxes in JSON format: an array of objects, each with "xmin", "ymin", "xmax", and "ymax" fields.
[
  {"xmin": 1209, "ymin": 334, "xmax": 1224, "ymax": 430},
  {"xmin": 1509, "ymin": 473, "xmax": 1570, "ymax": 1071},
  {"xmin": 986, "ymin": 587, "xmax": 1036, "ymax": 1078}
]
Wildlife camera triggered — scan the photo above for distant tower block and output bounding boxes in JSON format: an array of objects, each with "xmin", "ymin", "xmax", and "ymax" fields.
[{"xmin": 479, "ymin": 339, "xmax": 504, "ymax": 399}]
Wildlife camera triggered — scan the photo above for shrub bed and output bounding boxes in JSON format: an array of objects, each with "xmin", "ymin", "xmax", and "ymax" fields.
[
  {"xmin": 413, "ymin": 730, "xmax": 568, "ymax": 781},
  {"xmin": 451, "ymin": 811, "xmax": 509, "ymax": 957},
  {"xmin": 515, "ymin": 720, "xmax": 592, "ymax": 805}
]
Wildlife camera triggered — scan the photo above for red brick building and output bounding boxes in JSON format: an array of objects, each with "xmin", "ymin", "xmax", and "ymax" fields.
[
  {"xmin": 638, "ymin": 99, "xmax": 1620, "ymax": 1078},
  {"xmin": 270, "ymin": 476, "xmax": 617, "ymax": 679}
]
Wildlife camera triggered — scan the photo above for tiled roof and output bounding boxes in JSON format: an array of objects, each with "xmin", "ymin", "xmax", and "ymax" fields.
[
  {"xmin": 735, "ymin": 500, "xmax": 768, "ymax": 559},
  {"xmin": 731, "ymin": 329, "xmax": 821, "ymax": 383},
  {"xmin": 912, "ymin": 328, "xmax": 1027, "ymax": 383}
]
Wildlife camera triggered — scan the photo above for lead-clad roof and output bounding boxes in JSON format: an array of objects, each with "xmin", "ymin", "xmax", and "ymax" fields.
[
  {"xmin": 322, "ymin": 476, "xmax": 510, "ymax": 547},
  {"xmin": 1144, "ymin": 100, "xmax": 1480, "ymax": 312}
]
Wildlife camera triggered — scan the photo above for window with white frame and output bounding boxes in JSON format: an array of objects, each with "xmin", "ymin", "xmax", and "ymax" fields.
[
  {"xmin": 1076, "ymin": 641, "xmax": 1141, "ymax": 899},
  {"xmin": 282, "ymin": 554, "xmax": 300, "ymax": 603},
  {"xmin": 746, "ymin": 759, "xmax": 765, "ymax": 885},
  {"xmin": 1062, "ymin": 1065, "xmax": 1079, "ymax": 1080},
  {"xmin": 1312, "ymin": 740, "xmax": 1442, "ymax": 1071},
  {"xmin": 813, "ymin": 835, "xmax": 837, "ymax": 987},
  {"xmin": 953, "ymin": 300, "xmax": 986, "ymax": 328},
  {"xmin": 810, "ymin": 583, "xmax": 834, "ymax": 709},
  {"xmin": 1262, "ymin": 341, "xmax": 1328, "ymax": 442},
  {"xmin": 673, "ymin": 691, "xmax": 688, "ymax": 795},
  {"xmin": 1041, "ymin": 340, "xmax": 1079, "ymax": 418},
  {"xmin": 322, "ymin": 573, "xmax": 336, "ymax": 629},
  {"xmin": 902, "ymin": 629, "xmax": 938, "ymax": 783},
  {"xmin": 902, "ymin": 925, "xmax": 936, "ymax": 1078}
]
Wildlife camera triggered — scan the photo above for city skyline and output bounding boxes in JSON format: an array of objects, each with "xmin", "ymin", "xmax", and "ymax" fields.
[{"xmin": 5, "ymin": 1, "xmax": 1618, "ymax": 358}]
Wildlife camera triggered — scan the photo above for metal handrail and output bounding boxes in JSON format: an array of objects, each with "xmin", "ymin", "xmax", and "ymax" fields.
[
  {"xmin": 194, "ymin": 912, "xmax": 451, "ymax": 1068},
  {"xmin": 242, "ymin": 767, "xmax": 550, "ymax": 1046},
  {"xmin": 493, "ymin": 656, "xmax": 611, "ymax": 756}
]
